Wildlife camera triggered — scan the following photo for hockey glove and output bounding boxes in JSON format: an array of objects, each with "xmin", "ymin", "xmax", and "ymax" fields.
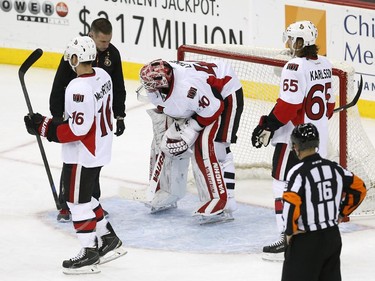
[
  {"xmin": 180, "ymin": 118, "xmax": 202, "ymax": 147},
  {"xmin": 114, "ymin": 117, "xmax": 125, "ymax": 136},
  {"xmin": 165, "ymin": 138, "xmax": 189, "ymax": 156},
  {"xmin": 163, "ymin": 118, "xmax": 202, "ymax": 157},
  {"xmin": 251, "ymin": 115, "xmax": 274, "ymax": 148},
  {"xmin": 24, "ymin": 113, "xmax": 51, "ymax": 137}
]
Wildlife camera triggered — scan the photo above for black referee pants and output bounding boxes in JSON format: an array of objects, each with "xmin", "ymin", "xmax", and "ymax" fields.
[{"xmin": 281, "ymin": 226, "xmax": 342, "ymax": 281}]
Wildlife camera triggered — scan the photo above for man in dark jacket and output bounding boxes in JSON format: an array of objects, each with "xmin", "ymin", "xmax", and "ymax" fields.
[{"xmin": 50, "ymin": 18, "xmax": 127, "ymax": 221}]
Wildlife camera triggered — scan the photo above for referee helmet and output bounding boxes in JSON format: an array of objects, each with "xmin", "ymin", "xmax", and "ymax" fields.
[{"xmin": 291, "ymin": 123, "xmax": 320, "ymax": 151}]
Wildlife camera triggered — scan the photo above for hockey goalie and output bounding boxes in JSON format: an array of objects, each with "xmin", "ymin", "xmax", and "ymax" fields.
[{"xmin": 138, "ymin": 59, "xmax": 244, "ymax": 224}]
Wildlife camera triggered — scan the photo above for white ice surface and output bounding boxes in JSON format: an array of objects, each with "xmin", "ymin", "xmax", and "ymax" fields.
[{"xmin": 0, "ymin": 64, "xmax": 374, "ymax": 280}]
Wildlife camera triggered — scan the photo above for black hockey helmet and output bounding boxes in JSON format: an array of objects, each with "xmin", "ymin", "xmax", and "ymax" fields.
[{"xmin": 291, "ymin": 123, "xmax": 319, "ymax": 151}]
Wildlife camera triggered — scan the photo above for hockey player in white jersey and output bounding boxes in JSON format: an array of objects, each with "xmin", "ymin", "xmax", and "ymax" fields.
[
  {"xmin": 24, "ymin": 36, "xmax": 126, "ymax": 274},
  {"xmin": 251, "ymin": 20, "xmax": 335, "ymax": 260},
  {"xmin": 138, "ymin": 59, "xmax": 244, "ymax": 223}
]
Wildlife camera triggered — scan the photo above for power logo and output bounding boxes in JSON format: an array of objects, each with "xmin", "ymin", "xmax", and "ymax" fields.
[
  {"xmin": 285, "ymin": 5, "xmax": 327, "ymax": 56},
  {"xmin": 0, "ymin": 0, "xmax": 69, "ymax": 20}
]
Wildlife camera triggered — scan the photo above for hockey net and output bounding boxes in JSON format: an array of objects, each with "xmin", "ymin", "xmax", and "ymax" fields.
[{"xmin": 177, "ymin": 44, "xmax": 375, "ymax": 216}]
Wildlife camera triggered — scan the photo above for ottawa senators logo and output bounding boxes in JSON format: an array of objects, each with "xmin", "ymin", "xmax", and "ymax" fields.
[
  {"xmin": 287, "ymin": 63, "xmax": 299, "ymax": 71},
  {"xmin": 73, "ymin": 94, "xmax": 84, "ymax": 102},
  {"xmin": 187, "ymin": 87, "xmax": 197, "ymax": 99}
]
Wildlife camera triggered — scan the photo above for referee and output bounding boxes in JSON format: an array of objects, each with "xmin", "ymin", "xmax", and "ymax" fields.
[{"xmin": 281, "ymin": 123, "xmax": 367, "ymax": 281}]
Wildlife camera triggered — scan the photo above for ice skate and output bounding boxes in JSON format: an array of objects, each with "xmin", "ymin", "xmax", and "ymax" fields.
[
  {"xmin": 98, "ymin": 230, "xmax": 127, "ymax": 264},
  {"xmin": 150, "ymin": 201, "xmax": 177, "ymax": 213},
  {"xmin": 57, "ymin": 209, "xmax": 71, "ymax": 223},
  {"xmin": 195, "ymin": 210, "xmax": 234, "ymax": 225},
  {"xmin": 62, "ymin": 247, "xmax": 100, "ymax": 275},
  {"xmin": 262, "ymin": 233, "xmax": 286, "ymax": 262},
  {"xmin": 193, "ymin": 197, "xmax": 234, "ymax": 225},
  {"xmin": 146, "ymin": 189, "xmax": 179, "ymax": 214}
]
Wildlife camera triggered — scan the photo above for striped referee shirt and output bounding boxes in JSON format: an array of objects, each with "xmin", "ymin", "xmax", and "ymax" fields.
[{"xmin": 283, "ymin": 153, "xmax": 366, "ymax": 236}]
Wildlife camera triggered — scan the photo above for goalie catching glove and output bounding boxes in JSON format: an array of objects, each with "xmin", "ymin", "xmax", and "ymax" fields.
[
  {"xmin": 24, "ymin": 113, "xmax": 51, "ymax": 137},
  {"xmin": 162, "ymin": 118, "xmax": 203, "ymax": 157}
]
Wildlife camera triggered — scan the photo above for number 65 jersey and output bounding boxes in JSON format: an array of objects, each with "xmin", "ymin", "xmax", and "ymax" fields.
[
  {"xmin": 60, "ymin": 67, "xmax": 113, "ymax": 168},
  {"xmin": 272, "ymin": 55, "xmax": 335, "ymax": 158}
]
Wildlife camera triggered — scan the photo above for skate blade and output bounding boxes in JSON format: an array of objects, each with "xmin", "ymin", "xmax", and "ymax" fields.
[
  {"xmin": 196, "ymin": 212, "xmax": 234, "ymax": 225},
  {"xmin": 62, "ymin": 264, "xmax": 100, "ymax": 275},
  {"xmin": 261, "ymin": 252, "xmax": 284, "ymax": 262},
  {"xmin": 150, "ymin": 203, "xmax": 177, "ymax": 214},
  {"xmin": 57, "ymin": 219, "xmax": 71, "ymax": 223},
  {"xmin": 57, "ymin": 216, "xmax": 71, "ymax": 223},
  {"xmin": 99, "ymin": 246, "xmax": 127, "ymax": 265}
]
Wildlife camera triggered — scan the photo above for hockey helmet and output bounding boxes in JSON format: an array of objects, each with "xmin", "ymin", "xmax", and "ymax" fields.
[
  {"xmin": 139, "ymin": 59, "xmax": 173, "ymax": 96},
  {"xmin": 64, "ymin": 36, "xmax": 97, "ymax": 67},
  {"xmin": 283, "ymin": 20, "xmax": 318, "ymax": 48},
  {"xmin": 291, "ymin": 123, "xmax": 320, "ymax": 151}
]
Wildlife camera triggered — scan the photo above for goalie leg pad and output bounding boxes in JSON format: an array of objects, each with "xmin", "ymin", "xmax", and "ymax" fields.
[
  {"xmin": 194, "ymin": 198, "xmax": 227, "ymax": 216},
  {"xmin": 147, "ymin": 110, "xmax": 174, "ymax": 201},
  {"xmin": 151, "ymin": 189, "xmax": 179, "ymax": 208},
  {"xmin": 150, "ymin": 156, "xmax": 190, "ymax": 208},
  {"xmin": 191, "ymin": 122, "xmax": 228, "ymax": 216},
  {"xmin": 147, "ymin": 111, "xmax": 189, "ymax": 202},
  {"xmin": 215, "ymin": 142, "xmax": 237, "ymax": 214},
  {"xmin": 146, "ymin": 109, "xmax": 174, "ymax": 147},
  {"xmin": 148, "ymin": 117, "xmax": 190, "ymax": 208},
  {"xmin": 165, "ymin": 156, "xmax": 190, "ymax": 198}
]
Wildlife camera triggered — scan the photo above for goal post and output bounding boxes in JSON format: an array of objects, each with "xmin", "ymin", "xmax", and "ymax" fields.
[{"xmin": 177, "ymin": 44, "xmax": 374, "ymax": 216}]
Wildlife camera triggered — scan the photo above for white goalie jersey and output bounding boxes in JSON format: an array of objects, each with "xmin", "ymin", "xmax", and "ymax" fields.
[{"xmin": 146, "ymin": 60, "xmax": 242, "ymax": 127}]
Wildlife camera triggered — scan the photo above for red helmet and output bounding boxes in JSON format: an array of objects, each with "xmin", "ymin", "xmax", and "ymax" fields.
[{"xmin": 139, "ymin": 59, "xmax": 173, "ymax": 92}]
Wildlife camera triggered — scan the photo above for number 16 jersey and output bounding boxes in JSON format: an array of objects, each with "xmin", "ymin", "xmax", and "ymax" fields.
[{"xmin": 60, "ymin": 67, "xmax": 113, "ymax": 168}]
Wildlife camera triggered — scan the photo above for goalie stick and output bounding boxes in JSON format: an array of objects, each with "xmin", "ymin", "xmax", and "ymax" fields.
[
  {"xmin": 333, "ymin": 75, "xmax": 363, "ymax": 113},
  {"xmin": 19, "ymin": 48, "xmax": 61, "ymax": 210}
]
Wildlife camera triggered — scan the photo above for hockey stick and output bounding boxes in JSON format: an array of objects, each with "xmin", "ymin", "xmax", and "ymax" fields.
[
  {"xmin": 333, "ymin": 75, "xmax": 363, "ymax": 113},
  {"xmin": 19, "ymin": 49, "xmax": 61, "ymax": 210},
  {"xmin": 147, "ymin": 151, "xmax": 165, "ymax": 201}
]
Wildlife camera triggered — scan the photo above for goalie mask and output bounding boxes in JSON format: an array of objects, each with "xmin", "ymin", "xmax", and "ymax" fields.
[
  {"xmin": 283, "ymin": 20, "xmax": 318, "ymax": 49},
  {"xmin": 64, "ymin": 36, "xmax": 97, "ymax": 69},
  {"xmin": 139, "ymin": 59, "xmax": 173, "ymax": 101},
  {"xmin": 291, "ymin": 123, "xmax": 320, "ymax": 151}
]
